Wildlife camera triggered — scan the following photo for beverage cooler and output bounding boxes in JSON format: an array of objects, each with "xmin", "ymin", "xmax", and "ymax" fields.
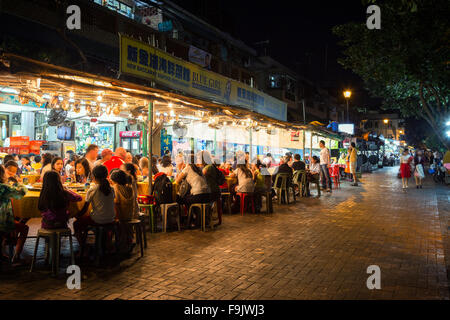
[{"xmin": 120, "ymin": 131, "xmax": 142, "ymax": 155}]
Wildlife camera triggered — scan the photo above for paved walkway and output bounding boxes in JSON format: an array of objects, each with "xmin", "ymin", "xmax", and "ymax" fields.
[{"xmin": 1, "ymin": 167, "xmax": 449, "ymax": 300}]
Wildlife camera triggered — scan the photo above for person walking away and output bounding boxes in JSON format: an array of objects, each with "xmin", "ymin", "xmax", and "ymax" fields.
[
  {"xmin": 319, "ymin": 140, "xmax": 332, "ymax": 192},
  {"xmin": 349, "ymin": 142, "xmax": 358, "ymax": 186},
  {"xmin": 400, "ymin": 149, "xmax": 413, "ymax": 189},
  {"xmin": 414, "ymin": 150, "xmax": 425, "ymax": 189}
]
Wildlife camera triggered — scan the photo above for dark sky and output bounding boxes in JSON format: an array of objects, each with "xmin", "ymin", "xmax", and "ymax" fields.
[{"xmin": 170, "ymin": 0, "xmax": 379, "ymax": 108}]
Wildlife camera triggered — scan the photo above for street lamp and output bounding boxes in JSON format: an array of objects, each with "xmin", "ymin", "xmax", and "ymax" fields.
[
  {"xmin": 343, "ymin": 90, "xmax": 352, "ymax": 123},
  {"xmin": 383, "ymin": 119, "xmax": 389, "ymax": 138}
]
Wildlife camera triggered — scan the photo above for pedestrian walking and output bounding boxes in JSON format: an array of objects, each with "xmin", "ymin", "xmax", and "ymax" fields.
[
  {"xmin": 413, "ymin": 150, "xmax": 425, "ymax": 189},
  {"xmin": 400, "ymin": 149, "xmax": 413, "ymax": 189}
]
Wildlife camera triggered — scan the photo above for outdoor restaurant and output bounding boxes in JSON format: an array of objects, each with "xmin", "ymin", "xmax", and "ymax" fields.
[{"xmin": 0, "ymin": 35, "xmax": 343, "ymax": 270}]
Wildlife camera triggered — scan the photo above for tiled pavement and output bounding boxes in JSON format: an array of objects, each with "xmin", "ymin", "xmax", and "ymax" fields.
[{"xmin": 0, "ymin": 166, "xmax": 449, "ymax": 300}]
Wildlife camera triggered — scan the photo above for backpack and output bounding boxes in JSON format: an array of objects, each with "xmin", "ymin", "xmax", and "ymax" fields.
[
  {"xmin": 153, "ymin": 173, "xmax": 173, "ymax": 204},
  {"xmin": 215, "ymin": 166, "xmax": 226, "ymax": 186}
]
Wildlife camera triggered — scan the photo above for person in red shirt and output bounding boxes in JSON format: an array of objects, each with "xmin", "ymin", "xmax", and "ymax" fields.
[{"xmin": 103, "ymin": 147, "xmax": 127, "ymax": 173}]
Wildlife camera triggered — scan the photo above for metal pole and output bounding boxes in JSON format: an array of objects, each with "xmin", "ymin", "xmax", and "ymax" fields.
[
  {"xmin": 310, "ymin": 131, "xmax": 313, "ymax": 163},
  {"xmin": 346, "ymin": 99, "xmax": 349, "ymax": 123},
  {"xmin": 302, "ymin": 129, "xmax": 306, "ymax": 161},
  {"xmin": 249, "ymin": 127, "xmax": 253, "ymax": 163},
  {"xmin": 302, "ymin": 99, "xmax": 306, "ymax": 125},
  {"xmin": 148, "ymin": 100, "xmax": 153, "ymax": 195}
]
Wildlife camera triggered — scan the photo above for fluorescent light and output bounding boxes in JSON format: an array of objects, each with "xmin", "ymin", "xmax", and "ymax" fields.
[
  {"xmin": 0, "ymin": 87, "xmax": 19, "ymax": 94},
  {"xmin": 42, "ymin": 94, "xmax": 51, "ymax": 100}
]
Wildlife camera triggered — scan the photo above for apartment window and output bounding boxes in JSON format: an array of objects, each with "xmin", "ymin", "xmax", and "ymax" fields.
[{"xmin": 269, "ymin": 75, "xmax": 281, "ymax": 88}]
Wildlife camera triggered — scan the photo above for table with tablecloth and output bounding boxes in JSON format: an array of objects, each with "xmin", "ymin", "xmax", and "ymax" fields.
[
  {"xmin": 20, "ymin": 174, "xmax": 40, "ymax": 185},
  {"xmin": 12, "ymin": 190, "xmax": 87, "ymax": 219}
]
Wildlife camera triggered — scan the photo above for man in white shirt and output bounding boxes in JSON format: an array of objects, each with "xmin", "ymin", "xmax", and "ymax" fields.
[
  {"xmin": 84, "ymin": 144, "xmax": 99, "ymax": 172},
  {"xmin": 319, "ymin": 140, "xmax": 332, "ymax": 192}
]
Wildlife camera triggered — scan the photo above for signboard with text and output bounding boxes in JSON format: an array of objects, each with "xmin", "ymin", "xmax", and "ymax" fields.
[{"xmin": 119, "ymin": 35, "xmax": 287, "ymax": 122}]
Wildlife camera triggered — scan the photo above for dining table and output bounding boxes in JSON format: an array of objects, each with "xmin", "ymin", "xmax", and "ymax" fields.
[
  {"xmin": 20, "ymin": 174, "xmax": 40, "ymax": 185},
  {"xmin": 12, "ymin": 189, "xmax": 88, "ymax": 219}
]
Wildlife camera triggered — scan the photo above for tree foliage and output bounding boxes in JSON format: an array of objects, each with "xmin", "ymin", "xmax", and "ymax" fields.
[{"xmin": 333, "ymin": 0, "xmax": 450, "ymax": 149}]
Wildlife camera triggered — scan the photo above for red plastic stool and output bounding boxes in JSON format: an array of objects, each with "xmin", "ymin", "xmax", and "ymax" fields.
[{"xmin": 236, "ymin": 193, "xmax": 255, "ymax": 216}]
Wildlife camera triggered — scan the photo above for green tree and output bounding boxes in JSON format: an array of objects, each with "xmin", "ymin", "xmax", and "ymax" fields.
[{"xmin": 333, "ymin": 0, "xmax": 450, "ymax": 149}]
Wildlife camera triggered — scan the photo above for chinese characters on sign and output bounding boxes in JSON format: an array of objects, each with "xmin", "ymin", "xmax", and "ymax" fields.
[{"xmin": 120, "ymin": 35, "xmax": 287, "ymax": 121}]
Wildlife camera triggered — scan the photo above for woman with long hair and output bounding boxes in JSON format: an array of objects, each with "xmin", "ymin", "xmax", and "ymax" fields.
[
  {"xmin": 39, "ymin": 153, "xmax": 53, "ymax": 180},
  {"xmin": 0, "ymin": 165, "xmax": 28, "ymax": 263},
  {"xmin": 120, "ymin": 163, "xmax": 139, "ymax": 218},
  {"xmin": 38, "ymin": 171, "xmax": 82, "ymax": 229},
  {"xmin": 110, "ymin": 169, "xmax": 134, "ymax": 252},
  {"xmin": 74, "ymin": 158, "xmax": 91, "ymax": 183},
  {"xmin": 413, "ymin": 150, "xmax": 425, "ymax": 189},
  {"xmin": 74, "ymin": 165, "xmax": 115, "ymax": 248},
  {"xmin": 52, "ymin": 157, "xmax": 64, "ymax": 176},
  {"xmin": 400, "ymin": 149, "xmax": 413, "ymax": 190}
]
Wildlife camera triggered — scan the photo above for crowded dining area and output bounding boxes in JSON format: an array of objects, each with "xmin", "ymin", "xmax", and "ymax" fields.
[{"xmin": 0, "ymin": 53, "xmax": 345, "ymax": 273}]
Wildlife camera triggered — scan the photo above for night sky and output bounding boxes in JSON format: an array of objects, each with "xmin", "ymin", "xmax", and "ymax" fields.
[{"xmin": 170, "ymin": 0, "xmax": 379, "ymax": 108}]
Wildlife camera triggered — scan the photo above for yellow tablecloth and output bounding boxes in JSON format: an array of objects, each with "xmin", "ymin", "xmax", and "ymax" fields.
[
  {"xmin": 20, "ymin": 174, "xmax": 40, "ymax": 184},
  {"xmin": 12, "ymin": 190, "xmax": 87, "ymax": 219}
]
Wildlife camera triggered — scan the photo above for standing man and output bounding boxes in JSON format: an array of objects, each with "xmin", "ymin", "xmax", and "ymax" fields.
[
  {"xmin": 84, "ymin": 144, "xmax": 99, "ymax": 172},
  {"xmin": 349, "ymin": 142, "xmax": 358, "ymax": 186},
  {"xmin": 319, "ymin": 140, "xmax": 332, "ymax": 193}
]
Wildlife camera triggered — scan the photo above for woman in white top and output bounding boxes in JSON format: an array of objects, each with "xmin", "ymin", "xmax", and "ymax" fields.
[
  {"xmin": 230, "ymin": 163, "xmax": 255, "ymax": 193},
  {"xmin": 175, "ymin": 152, "xmax": 211, "ymax": 207}
]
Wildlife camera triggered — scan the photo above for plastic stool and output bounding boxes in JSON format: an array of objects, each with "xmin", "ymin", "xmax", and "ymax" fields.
[
  {"xmin": 30, "ymin": 228, "xmax": 74, "ymax": 275},
  {"xmin": 188, "ymin": 203, "xmax": 213, "ymax": 231},
  {"xmin": 236, "ymin": 193, "xmax": 255, "ymax": 216},
  {"xmin": 126, "ymin": 219, "xmax": 145, "ymax": 257},
  {"xmin": 160, "ymin": 203, "xmax": 181, "ymax": 232}
]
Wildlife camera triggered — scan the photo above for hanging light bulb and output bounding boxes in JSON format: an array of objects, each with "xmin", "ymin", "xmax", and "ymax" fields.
[
  {"xmin": 156, "ymin": 118, "xmax": 160, "ymax": 124},
  {"xmin": 97, "ymin": 94, "xmax": 102, "ymax": 102},
  {"xmin": 224, "ymin": 121, "xmax": 227, "ymax": 126},
  {"xmin": 168, "ymin": 102, "xmax": 173, "ymax": 108},
  {"xmin": 122, "ymin": 101, "xmax": 127, "ymax": 108},
  {"xmin": 138, "ymin": 115, "xmax": 144, "ymax": 121},
  {"xmin": 113, "ymin": 105, "xmax": 121, "ymax": 116},
  {"xmin": 61, "ymin": 101, "xmax": 70, "ymax": 111},
  {"xmin": 69, "ymin": 91, "xmax": 74, "ymax": 98}
]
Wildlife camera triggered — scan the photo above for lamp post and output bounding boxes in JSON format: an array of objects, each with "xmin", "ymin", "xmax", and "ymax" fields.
[
  {"xmin": 383, "ymin": 119, "xmax": 389, "ymax": 139},
  {"xmin": 343, "ymin": 90, "xmax": 352, "ymax": 123}
]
